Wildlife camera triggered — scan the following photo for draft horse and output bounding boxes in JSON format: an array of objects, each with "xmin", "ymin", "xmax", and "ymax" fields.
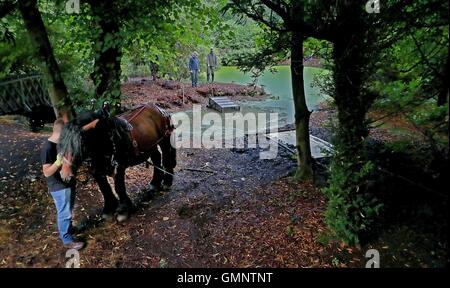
[{"xmin": 59, "ymin": 104, "xmax": 176, "ymax": 222}]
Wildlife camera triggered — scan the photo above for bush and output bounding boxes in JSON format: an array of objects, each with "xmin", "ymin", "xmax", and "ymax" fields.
[{"xmin": 323, "ymin": 144, "xmax": 382, "ymax": 245}]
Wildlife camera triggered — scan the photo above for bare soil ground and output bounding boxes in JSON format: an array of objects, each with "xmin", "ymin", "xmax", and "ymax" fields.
[
  {"xmin": 121, "ymin": 78, "xmax": 266, "ymax": 112},
  {"xmin": 0, "ymin": 78, "xmax": 362, "ymax": 268},
  {"xmin": 0, "ymin": 119, "xmax": 365, "ymax": 268},
  {"xmin": 0, "ymin": 81, "xmax": 447, "ymax": 268}
]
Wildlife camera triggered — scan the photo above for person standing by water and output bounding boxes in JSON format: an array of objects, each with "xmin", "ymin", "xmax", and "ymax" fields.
[
  {"xmin": 206, "ymin": 48, "xmax": 218, "ymax": 83},
  {"xmin": 189, "ymin": 51, "xmax": 200, "ymax": 87},
  {"xmin": 41, "ymin": 119, "xmax": 85, "ymax": 250}
]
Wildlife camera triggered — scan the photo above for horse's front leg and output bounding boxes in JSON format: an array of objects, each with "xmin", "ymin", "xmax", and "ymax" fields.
[
  {"xmin": 148, "ymin": 147, "xmax": 164, "ymax": 193},
  {"xmin": 93, "ymin": 173, "xmax": 118, "ymax": 221},
  {"xmin": 114, "ymin": 167, "xmax": 133, "ymax": 222}
]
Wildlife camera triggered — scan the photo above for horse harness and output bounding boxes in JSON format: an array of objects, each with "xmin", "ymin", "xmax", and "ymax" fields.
[{"xmin": 118, "ymin": 104, "xmax": 174, "ymax": 157}]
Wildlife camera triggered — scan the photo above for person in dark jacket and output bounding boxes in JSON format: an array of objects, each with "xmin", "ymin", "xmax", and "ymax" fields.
[
  {"xmin": 188, "ymin": 51, "xmax": 200, "ymax": 87},
  {"xmin": 41, "ymin": 118, "xmax": 85, "ymax": 250},
  {"xmin": 206, "ymin": 48, "xmax": 218, "ymax": 83}
]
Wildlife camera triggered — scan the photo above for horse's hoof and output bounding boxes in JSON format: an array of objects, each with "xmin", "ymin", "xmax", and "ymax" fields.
[
  {"xmin": 116, "ymin": 213, "xmax": 129, "ymax": 223},
  {"xmin": 102, "ymin": 213, "xmax": 115, "ymax": 221}
]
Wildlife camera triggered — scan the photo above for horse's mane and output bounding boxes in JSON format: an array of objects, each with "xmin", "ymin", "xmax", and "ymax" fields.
[
  {"xmin": 59, "ymin": 110, "xmax": 132, "ymax": 167},
  {"xmin": 59, "ymin": 111, "xmax": 100, "ymax": 166}
]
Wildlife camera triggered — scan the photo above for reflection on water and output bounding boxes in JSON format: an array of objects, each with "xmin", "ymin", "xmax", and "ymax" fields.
[
  {"xmin": 215, "ymin": 66, "xmax": 327, "ymax": 127},
  {"xmin": 173, "ymin": 66, "xmax": 328, "ymax": 140}
]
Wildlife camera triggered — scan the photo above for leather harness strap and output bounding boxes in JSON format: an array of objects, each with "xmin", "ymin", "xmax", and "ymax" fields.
[
  {"xmin": 121, "ymin": 104, "xmax": 148, "ymax": 123},
  {"xmin": 118, "ymin": 104, "xmax": 173, "ymax": 157},
  {"xmin": 118, "ymin": 105, "xmax": 147, "ymax": 156}
]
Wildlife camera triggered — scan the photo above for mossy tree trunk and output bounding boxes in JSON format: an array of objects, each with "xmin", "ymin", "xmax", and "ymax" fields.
[{"xmin": 324, "ymin": 4, "xmax": 380, "ymax": 244}]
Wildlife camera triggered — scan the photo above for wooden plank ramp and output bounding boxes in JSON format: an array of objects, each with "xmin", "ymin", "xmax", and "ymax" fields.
[
  {"xmin": 266, "ymin": 130, "xmax": 333, "ymax": 159},
  {"xmin": 208, "ymin": 97, "xmax": 240, "ymax": 112}
]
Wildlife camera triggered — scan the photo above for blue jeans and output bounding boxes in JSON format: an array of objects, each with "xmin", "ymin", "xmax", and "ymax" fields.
[
  {"xmin": 50, "ymin": 187, "xmax": 76, "ymax": 244},
  {"xmin": 191, "ymin": 70, "xmax": 199, "ymax": 87}
]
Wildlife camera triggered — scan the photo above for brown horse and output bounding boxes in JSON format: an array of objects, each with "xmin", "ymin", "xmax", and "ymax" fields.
[{"xmin": 59, "ymin": 104, "xmax": 176, "ymax": 222}]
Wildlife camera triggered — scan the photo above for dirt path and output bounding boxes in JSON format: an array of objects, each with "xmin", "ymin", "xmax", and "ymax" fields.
[
  {"xmin": 1, "ymin": 80, "xmax": 339, "ymax": 268},
  {"xmin": 1, "ymin": 119, "xmax": 361, "ymax": 268},
  {"xmin": 1, "ymin": 81, "xmax": 445, "ymax": 267},
  {"xmin": 1, "ymin": 117, "xmax": 445, "ymax": 267}
]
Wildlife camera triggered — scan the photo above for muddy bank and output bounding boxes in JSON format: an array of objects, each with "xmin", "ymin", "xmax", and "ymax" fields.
[
  {"xmin": 121, "ymin": 78, "xmax": 266, "ymax": 112},
  {"xmin": 275, "ymin": 101, "xmax": 334, "ymax": 143},
  {"xmin": 279, "ymin": 101, "xmax": 430, "ymax": 144}
]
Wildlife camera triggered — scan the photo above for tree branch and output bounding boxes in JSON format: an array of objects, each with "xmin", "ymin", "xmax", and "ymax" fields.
[
  {"xmin": 260, "ymin": 0, "xmax": 289, "ymax": 22},
  {"xmin": 229, "ymin": 0, "xmax": 288, "ymax": 32},
  {"xmin": 0, "ymin": 0, "xmax": 17, "ymax": 19}
]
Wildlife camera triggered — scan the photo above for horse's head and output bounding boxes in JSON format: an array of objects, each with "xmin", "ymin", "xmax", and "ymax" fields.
[
  {"xmin": 59, "ymin": 103, "xmax": 130, "ymax": 181},
  {"xmin": 59, "ymin": 112, "xmax": 101, "ymax": 182}
]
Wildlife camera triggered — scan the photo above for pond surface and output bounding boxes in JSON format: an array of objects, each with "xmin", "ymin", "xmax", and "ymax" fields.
[
  {"xmin": 215, "ymin": 66, "xmax": 328, "ymax": 127},
  {"xmin": 173, "ymin": 66, "xmax": 328, "ymax": 145}
]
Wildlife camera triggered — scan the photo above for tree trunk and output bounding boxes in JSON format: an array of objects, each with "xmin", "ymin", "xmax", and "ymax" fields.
[
  {"xmin": 18, "ymin": 0, "xmax": 74, "ymax": 122},
  {"xmin": 332, "ymin": 25, "xmax": 368, "ymax": 166},
  {"xmin": 437, "ymin": 55, "xmax": 448, "ymax": 106},
  {"xmin": 291, "ymin": 29, "xmax": 313, "ymax": 180},
  {"xmin": 324, "ymin": 5, "xmax": 380, "ymax": 244},
  {"xmin": 89, "ymin": 0, "xmax": 122, "ymax": 113}
]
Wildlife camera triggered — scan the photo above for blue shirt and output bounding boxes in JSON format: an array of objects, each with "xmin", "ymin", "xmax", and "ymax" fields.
[{"xmin": 189, "ymin": 56, "xmax": 200, "ymax": 71}]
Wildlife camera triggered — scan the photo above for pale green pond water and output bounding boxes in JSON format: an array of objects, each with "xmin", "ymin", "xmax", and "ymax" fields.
[
  {"xmin": 214, "ymin": 66, "xmax": 327, "ymax": 127},
  {"xmin": 174, "ymin": 66, "xmax": 328, "ymax": 139}
]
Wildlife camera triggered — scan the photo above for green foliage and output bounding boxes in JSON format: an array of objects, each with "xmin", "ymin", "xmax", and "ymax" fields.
[
  {"xmin": 384, "ymin": 140, "xmax": 412, "ymax": 154},
  {"xmin": 0, "ymin": 32, "xmax": 38, "ymax": 78},
  {"xmin": 46, "ymin": 5, "xmax": 95, "ymax": 109},
  {"xmin": 120, "ymin": 0, "xmax": 231, "ymax": 81},
  {"xmin": 323, "ymin": 146, "xmax": 382, "ymax": 245},
  {"xmin": 1, "ymin": 0, "xmax": 233, "ymax": 109},
  {"xmin": 0, "ymin": 1, "xmax": 96, "ymax": 109},
  {"xmin": 316, "ymin": 0, "xmax": 448, "ymax": 246},
  {"xmin": 0, "ymin": 13, "xmax": 39, "ymax": 78},
  {"xmin": 222, "ymin": 1, "xmax": 292, "ymax": 76},
  {"xmin": 303, "ymin": 37, "xmax": 332, "ymax": 66},
  {"xmin": 215, "ymin": 18, "xmax": 262, "ymax": 66},
  {"xmin": 369, "ymin": 23, "xmax": 449, "ymax": 149}
]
